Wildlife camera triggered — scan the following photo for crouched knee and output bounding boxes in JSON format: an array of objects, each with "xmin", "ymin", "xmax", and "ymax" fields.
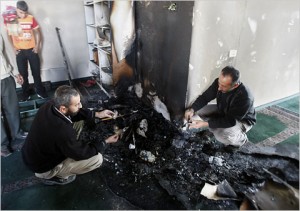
[{"xmin": 94, "ymin": 153, "xmax": 103, "ymax": 168}]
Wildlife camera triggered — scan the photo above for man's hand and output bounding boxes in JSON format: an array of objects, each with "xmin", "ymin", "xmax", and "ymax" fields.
[
  {"xmin": 95, "ymin": 109, "xmax": 115, "ymax": 119},
  {"xmin": 16, "ymin": 74, "xmax": 24, "ymax": 85},
  {"xmin": 32, "ymin": 46, "xmax": 39, "ymax": 54},
  {"xmin": 184, "ymin": 108, "xmax": 194, "ymax": 121},
  {"xmin": 14, "ymin": 48, "xmax": 20, "ymax": 55},
  {"xmin": 189, "ymin": 120, "xmax": 208, "ymax": 129},
  {"xmin": 105, "ymin": 134, "xmax": 119, "ymax": 144}
]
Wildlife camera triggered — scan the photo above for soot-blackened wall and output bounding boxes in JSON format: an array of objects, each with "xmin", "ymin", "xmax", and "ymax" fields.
[{"xmin": 135, "ymin": 1, "xmax": 194, "ymax": 119}]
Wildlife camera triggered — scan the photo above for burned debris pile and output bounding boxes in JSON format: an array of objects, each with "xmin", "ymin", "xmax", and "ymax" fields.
[{"xmin": 79, "ymin": 85, "xmax": 299, "ymax": 210}]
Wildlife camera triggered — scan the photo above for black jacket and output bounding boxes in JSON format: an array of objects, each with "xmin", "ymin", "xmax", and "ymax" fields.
[
  {"xmin": 22, "ymin": 100, "xmax": 107, "ymax": 173},
  {"xmin": 191, "ymin": 78, "xmax": 256, "ymax": 129}
]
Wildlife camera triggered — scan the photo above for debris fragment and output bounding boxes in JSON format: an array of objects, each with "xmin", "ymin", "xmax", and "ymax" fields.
[
  {"xmin": 200, "ymin": 183, "xmax": 229, "ymax": 200},
  {"xmin": 216, "ymin": 179, "xmax": 238, "ymax": 199},
  {"xmin": 136, "ymin": 119, "xmax": 148, "ymax": 138},
  {"xmin": 245, "ymin": 179, "xmax": 299, "ymax": 210},
  {"xmin": 139, "ymin": 150, "xmax": 156, "ymax": 163}
]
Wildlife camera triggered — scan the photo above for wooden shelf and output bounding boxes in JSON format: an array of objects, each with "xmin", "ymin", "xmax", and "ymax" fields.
[
  {"xmin": 86, "ymin": 24, "xmax": 96, "ymax": 28},
  {"xmin": 84, "ymin": 0, "xmax": 108, "ymax": 6},
  {"xmin": 101, "ymin": 66, "xmax": 112, "ymax": 74},
  {"xmin": 98, "ymin": 46, "xmax": 111, "ymax": 54},
  {"xmin": 84, "ymin": 0, "xmax": 112, "ymax": 85}
]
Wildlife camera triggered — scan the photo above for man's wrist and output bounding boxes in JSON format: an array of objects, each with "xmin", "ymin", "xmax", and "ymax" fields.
[
  {"xmin": 94, "ymin": 111, "xmax": 100, "ymax": 118},
  {"xmin": 203, "ymin": 121, "xmax": 209, "ymax": 127}
]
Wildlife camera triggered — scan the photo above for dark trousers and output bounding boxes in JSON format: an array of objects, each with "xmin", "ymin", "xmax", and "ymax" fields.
[
  {"xmin": 16, "ymin": 49, "xmax": 46, "ymax": 97},
  {"xmin": 1, "ymin": 76, "xmax": 21, "ymax": 148}
]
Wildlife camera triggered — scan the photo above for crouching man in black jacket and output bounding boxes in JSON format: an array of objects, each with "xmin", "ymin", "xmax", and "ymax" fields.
[
  {"xmin": 185, "ymin": 66, "xmax": 256, "ymax": 147},
  {"xmin": 22, "ymin": 85, "xmax": 119, "ymax": 185}
]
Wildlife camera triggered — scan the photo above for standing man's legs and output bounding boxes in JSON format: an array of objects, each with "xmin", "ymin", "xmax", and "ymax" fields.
[
  {"xmin": 1, "ymin": 76, "xmax": 21, "ymax": 141},
  {"xmin": 1, "ymin": 116, "xmax": 12, "ymax": 156},
  {"xmin": 1, "ymin": 76, "xmax": 22, "ymax": 156},
  {"xmin": 27, "ymin": 49, "xmax": 47, "ymax": 98},
  {"xmin": 16, "ymin": 50, "xmax": 30, "ymax": 101}
]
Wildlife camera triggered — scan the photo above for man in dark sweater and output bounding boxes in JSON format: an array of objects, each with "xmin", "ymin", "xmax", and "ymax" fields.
[
  {"xmin": 185, "ymin": 66, "xmax": 256, "ymax": 147},
  {"xmin": 22, "ymin": 85, "xmax": 119, "ymax": 185}
]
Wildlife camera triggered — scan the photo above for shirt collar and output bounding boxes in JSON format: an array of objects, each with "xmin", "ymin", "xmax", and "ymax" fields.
[{"xmin": 54, "ymin": 106, "xmax": 73, "ymax": 123}]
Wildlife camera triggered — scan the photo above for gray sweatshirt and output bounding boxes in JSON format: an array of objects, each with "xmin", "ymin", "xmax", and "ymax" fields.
[{"xmin": 1, "ymin": 34, "xmax": 13, "ymax": 80}]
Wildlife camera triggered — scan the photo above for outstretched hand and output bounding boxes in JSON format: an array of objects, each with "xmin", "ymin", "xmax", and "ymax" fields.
[
  {"xmin": 96, "ymin": 109, "xmax": 115, "ymax": 119},
  {"xmin": 184, "ymin": 108, "xmax": 194, "ymax": 121},
  {"xmin": 189, "ymin": 120, "xmax": 208, "ymax": 129}
]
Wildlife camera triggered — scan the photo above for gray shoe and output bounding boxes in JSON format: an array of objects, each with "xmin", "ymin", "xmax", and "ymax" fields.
[
  {"xmin": 20, "ymin": 95, "xmax": 31, "ymax": 102},
  {"xmin": 37, "ymin": 93, "xmax": 48, "ymax": 99},
  {"xmin": 15, "ymin": 130, "xmax": 28, "ymax": 139},
  {"xmin": 41, "ymin": 175, "xmax": 76, "ymax": 186},
  {"xmin": 11, "ymin": 138, "xmax": 26, "ymax": 151},
  {"xmin": 1, "ymin": 146, "xmax": 13, "ymax": 157}
]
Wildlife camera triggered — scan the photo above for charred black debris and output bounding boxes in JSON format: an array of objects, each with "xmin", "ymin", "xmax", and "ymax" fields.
[{"xmin": 78, "ymin": 82, "xmax": 299, "ymax": 210}]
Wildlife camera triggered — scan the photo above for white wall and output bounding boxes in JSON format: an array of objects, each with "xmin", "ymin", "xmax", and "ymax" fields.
[
  {"xmin": 2, "ymin": 0, "xmax": 298, "ymax": 107},
  {"xmin": 1, "ymin": 0, "xmax": 90, "ymax": 83},
  {"xmin": 187, "ymin": 0, "xmax": 299, "ymax": 107}
]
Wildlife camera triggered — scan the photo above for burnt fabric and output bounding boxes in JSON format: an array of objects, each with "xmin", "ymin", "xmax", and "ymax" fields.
[
  {"xmin": 191, "ymin": 78, "xmax": 256, "ymax": 128},
  {"xmin": 21, "ymin": 100, "xmax": 107, "ymax": 173}
]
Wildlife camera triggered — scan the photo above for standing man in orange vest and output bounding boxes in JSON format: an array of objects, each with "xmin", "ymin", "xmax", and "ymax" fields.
[{"xmin": 6, "ymin": 1, "xmax": 48, "ymax": 101}]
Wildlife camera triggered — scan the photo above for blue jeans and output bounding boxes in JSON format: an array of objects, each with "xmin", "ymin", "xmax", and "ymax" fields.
[{"xmin": 16, "ymin": 49, "xmax": 46, "ymax": 97}]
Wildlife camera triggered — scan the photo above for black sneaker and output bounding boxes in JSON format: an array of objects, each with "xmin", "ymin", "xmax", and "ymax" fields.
[
  {"xmin": 41, "ymin": 175, "xmax": 76, "ymax": 186},
  {"xmin": 1, "ymin": 147, "xmax": 13, "ymax": 157},
  {"xmin": 11, "ymin": 138, "xmax": 26, "ymax": 151},
  {"xmin": 20, "ymin": 95, "xmax": 31, "ymax": 102},
  {"xmin": 37, "ymin": 93, "xmax": 48, "ymax": 99},
  {"xmin": 15, "ymin": 130, "xmax": 28, "ymax": 139}
]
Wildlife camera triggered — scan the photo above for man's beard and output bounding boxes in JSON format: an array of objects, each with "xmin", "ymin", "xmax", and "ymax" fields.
[{"xmin": 66, "ymin": 110, "xmax": 79, "ymax": 117}]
